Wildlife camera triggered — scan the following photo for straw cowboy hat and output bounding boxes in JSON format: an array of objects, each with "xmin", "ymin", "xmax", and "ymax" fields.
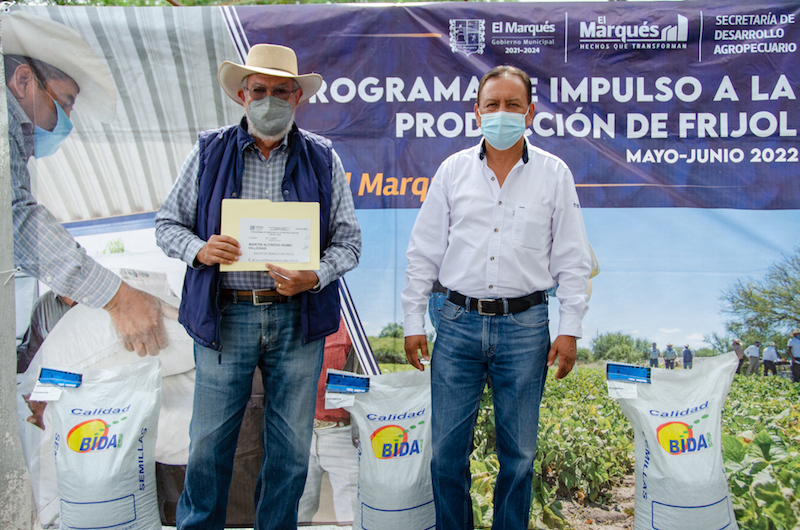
[
  {"xmin": 1, "ymin": 10, "xmax": 116, "ymax": 122},
  {"xmin": 218, "ymin": 44, "xmax": 322, "ymax": 106}
]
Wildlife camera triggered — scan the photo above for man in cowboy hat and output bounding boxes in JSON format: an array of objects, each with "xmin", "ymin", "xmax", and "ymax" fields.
[
  {"xmin": 732, "ymin": 338, "xmax": 745, "ymax": 374},
  {"xmin": 787, "ymin": 329, "xmax": 800, "ymax": 382},
  {"xmin": 762, "ymin": 341, "xmax": 779, "ymax": 376},
  {"xmin": 663, "ymin": 343, "xmax": 677, "ymax": 369},
  {"xmin": 3, "ymin": 11, "xmax": 168, "ymax": 358},
  {"xmin": 155, "ymin": 43, "xmax": 361, "ymax": 529}
]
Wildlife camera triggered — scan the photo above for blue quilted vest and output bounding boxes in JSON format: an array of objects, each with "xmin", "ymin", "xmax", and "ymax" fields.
[{"xmin": 178, "ymin": 119, "xmax": 340, "ymax": 350}]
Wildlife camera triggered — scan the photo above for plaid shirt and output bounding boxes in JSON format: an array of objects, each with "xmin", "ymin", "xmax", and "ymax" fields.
[
  {"xmin": 156, "ymin": 124, "xmax": 361, "ymax": 291},
  {"xmin": 8, "ymin": 88, "xmax": 121, "ymax": 307}
]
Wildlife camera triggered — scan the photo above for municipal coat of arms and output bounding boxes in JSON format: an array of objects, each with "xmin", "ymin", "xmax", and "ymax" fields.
[{"xmin": 449, "ymin": 19, "xmax": 485, "ymax": 56}]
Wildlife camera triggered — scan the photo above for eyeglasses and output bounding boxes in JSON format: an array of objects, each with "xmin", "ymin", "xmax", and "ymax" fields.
[{"xmin": 244, "ymin": 84, "xmax": 297, "ymax": 101}]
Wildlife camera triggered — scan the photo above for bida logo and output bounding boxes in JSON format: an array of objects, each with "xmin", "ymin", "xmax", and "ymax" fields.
[
  {"xmin": 66, "ymin": 416, "xmax": 129, "ymax": 453},
  {"xmin": 650, "ymin": 401, "xmax": 711, "ymax": 455},
  {"xmin": 370, "ymin": 421, "xmax": 425, "ymax": 459},
  {"xmin": 656, "ymin": 422, "xmax": 711, "ymax": 454}
]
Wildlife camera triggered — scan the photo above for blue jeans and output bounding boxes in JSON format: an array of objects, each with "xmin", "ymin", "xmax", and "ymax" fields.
[
  {"xmin": 430, "ymin": 299, "xmax": 550, "ymax": 530},
  {"xmin": 428, "ymin": 290, "xmax": 447, "ymax": 332},
  {"xmin": 176, "ymin": 299, "xmax": 324, "ymax": 530}
]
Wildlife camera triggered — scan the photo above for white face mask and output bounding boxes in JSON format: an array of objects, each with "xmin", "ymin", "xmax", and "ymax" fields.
[
  {"xmin": 479, "ymin": 108, "xmax": 530, "ymax": 151},
  {"xmin": 246, "ymin": 96, "xmax": 293, "ymax": 137}
]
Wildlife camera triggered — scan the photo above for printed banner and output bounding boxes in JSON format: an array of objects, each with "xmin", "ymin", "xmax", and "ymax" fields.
[{"xmin": 229, "ymin": 1, "xmax": 800, "ymax": 209}]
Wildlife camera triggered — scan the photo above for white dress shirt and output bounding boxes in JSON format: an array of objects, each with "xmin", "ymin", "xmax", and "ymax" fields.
[
  {"xmin": 402, "ymin": 139, "xmax": 591, "ymax": 338},
  {"xmin": 762, "ymin": 346, "xmax": 779, "ymax": 362},
  {"xmin": 788, "ymin": 336, "xmax": 800, "ymax": 359},
  {"xmin": 745, "ymin": 345, "xmax": 760, "ymax": 358}
]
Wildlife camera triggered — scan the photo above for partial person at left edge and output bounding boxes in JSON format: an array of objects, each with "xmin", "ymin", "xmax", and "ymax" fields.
[{"xmin": 2, "ymin": 10, "xmax": 168, "ymax": 357}]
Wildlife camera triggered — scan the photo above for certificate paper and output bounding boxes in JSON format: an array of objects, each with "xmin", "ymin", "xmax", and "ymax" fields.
[
  {"xmin": 220, "ymin": 199, "xmax": 320, "ymax": 271},
  {"xmin": 239, "ymin": 218, "xmax": 311, "ymax": 263}
]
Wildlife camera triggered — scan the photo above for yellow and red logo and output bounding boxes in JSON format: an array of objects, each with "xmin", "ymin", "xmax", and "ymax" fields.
[
  {"xmin": 67, "ymin": 419, "xmax": 120, "ymax": 453},
  {"xmin": 656, "ymin": 421, "xmax": 709, "ymax": 455},
  {"xmin": 370, "ymin": 424, "xmax": 422, "ymax": 459}
]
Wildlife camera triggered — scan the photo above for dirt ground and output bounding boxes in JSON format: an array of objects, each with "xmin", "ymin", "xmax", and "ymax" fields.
[
  {"xmin": 161, "ymin": 474, "xmax": 638, "ymax": 530},
  {"xmin": 559, "ymin": 474, "xmax": 635, "ymax": 530}
]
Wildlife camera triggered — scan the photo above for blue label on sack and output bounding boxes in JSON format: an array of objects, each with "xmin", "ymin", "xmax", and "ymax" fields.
[
  {"xmin": 606, "ymin": 363, "xmax": 651, "ymax": 384},
  {"xmin": 326, "ymin": 369, "xmax": 370, "ymax": 393},
  {"xmin": 39, "ymin": 367, "xmax": 83, "ymax": 388}
]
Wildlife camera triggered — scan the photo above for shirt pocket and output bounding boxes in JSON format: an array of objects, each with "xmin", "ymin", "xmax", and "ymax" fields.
[{"xmin": 511, "ymin": 204, "xmax": 552, "ymax": 251}]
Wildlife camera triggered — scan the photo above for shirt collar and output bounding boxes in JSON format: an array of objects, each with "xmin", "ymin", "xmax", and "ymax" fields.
[
  {"xmin": 478, "ymin": 138, "xmax": 529, "ymax": 164},
  {"xmin": 273, "ymin": 131, "xmax": 290, "ymax": 151},
  {"xmin": 7, "ymin": 87, "xmax": 35, "ymax": 159}
]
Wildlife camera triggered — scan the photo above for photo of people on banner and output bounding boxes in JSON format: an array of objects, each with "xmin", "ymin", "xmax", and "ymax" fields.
[{"xmin": 5, "ymin": 1, "xmax": 800, "ymax": 529}]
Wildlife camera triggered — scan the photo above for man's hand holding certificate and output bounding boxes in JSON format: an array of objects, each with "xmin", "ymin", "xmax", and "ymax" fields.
[
  {"xmin": 266, "ymin": 264, "xmax": 319, "ymax": 297},
  {"xmin": 196, "ymin": 234, "xmax": 242, "ymax": 266}
]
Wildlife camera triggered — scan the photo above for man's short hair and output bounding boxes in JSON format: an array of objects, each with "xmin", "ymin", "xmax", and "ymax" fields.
[
  {"xmin": 477, "ymin": 65, "xmax": 532, "ymax": 107},
  {"xmin": 4, "ymin": 54, "xmax": 73, "ymax": 88}
]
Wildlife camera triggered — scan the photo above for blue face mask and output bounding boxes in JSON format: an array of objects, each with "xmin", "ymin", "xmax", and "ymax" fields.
[
  {"xmin": 33, "ymin": 97, "xmax": 74, "ymax": 158},
  {"xmin": 479, "ymin": 109, "xmax": 530, "ymax": 151}
]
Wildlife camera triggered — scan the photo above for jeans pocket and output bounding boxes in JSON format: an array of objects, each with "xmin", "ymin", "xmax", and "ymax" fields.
[
  {"xmin": 218, "ymin": 298, "xmax": 233, "ymax": 313},
  {"xmin": 439, "ymin": 299, "xmax": 464, "ymax": 322},
  {"xmin": 508, "ymin": 305, "xmax": 548, "ymax": 328}
]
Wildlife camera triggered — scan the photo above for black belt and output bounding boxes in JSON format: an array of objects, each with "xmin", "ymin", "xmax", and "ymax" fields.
[
  {"xmin": 446, "ymin": 289, "xmax": 546, "ymax": 316},
  {"xmin": 219, "ymin": 289, "xmax": 289, "ymax": 306}
]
